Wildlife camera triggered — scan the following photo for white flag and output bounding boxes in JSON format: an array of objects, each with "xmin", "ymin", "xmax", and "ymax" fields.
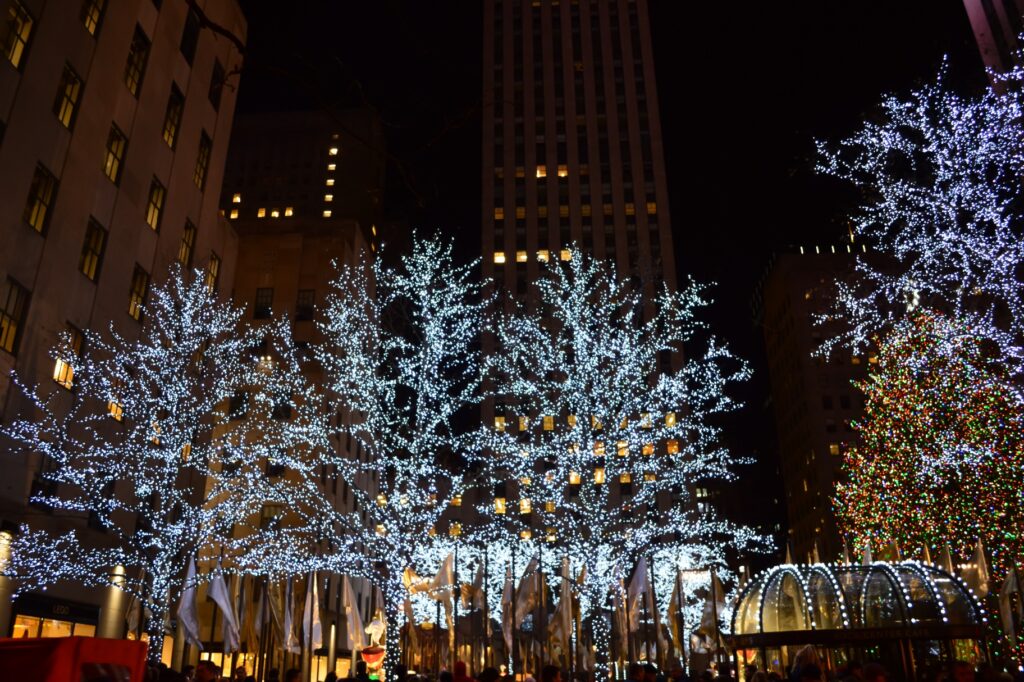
[
  {"xmin": 515, "ymin": 558, "xmax": 540, "ymax": 623},
  {"xmin": 343, "ymin": 576, "xmax": 365, "ymax": 652},
  {"xmin": 404, "ymin": 598, "xmax": 419, "ymax": 652},
  {"xmin": 962, "ymin": 539, "xmax": 990, "ymax": 598},
  {"xmin": 999, "ymin": 567, "xmax": 1023, "ymax": 642},
  {"xmin": 303, "ymin": 573, "xmax": 323, "ymax": 650},
  {"xmin": 176, "ymin": 558, "xmax": 202, "ymax": 650},
  {"xmin": 861, "ymin": 543, "xmax": 873, "ymax": 566},
  {"xmin": 627, "ymin": 557, "xmax": 649, "ymax": 632},
  {"xmin": 283, "ymin": 578, "xmax": 300, "ymax": 653},
  {"xmin": 501, "ymin": 564, "xmax": 513, "ymax": 652},
  {"xmin": 208, "ymin": 565, "xmax": 240, "ymax": 652},
  {"xmin": 697, "ymin": 571, "xmax": 725, "ymax": 639}
]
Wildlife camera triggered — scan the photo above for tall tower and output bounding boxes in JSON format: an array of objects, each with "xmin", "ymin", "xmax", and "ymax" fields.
[
  {"xmin": 963, "ymin": 0, "xmax": 1024, "ymax": 74},
  {"xmin": 481, "ymin": 0, "xmax": 676, "ymax": 297}
]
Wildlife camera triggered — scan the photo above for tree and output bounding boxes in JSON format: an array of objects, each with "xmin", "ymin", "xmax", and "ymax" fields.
[
  {"xmin": 483, "ymin": 249, "xmax": 762, "ymax": 678},
  {"xmin": 815, "ymin": 63, "xmax": 1024, "ymax": 379},
  {"xmin": 1, "ymin": 265, "xmax": 324, "ymax": 664},
  {"xmin": 834, "ymin": 310, "xmax": 1024, "ymax": 576},
  {"xmin": 310, "ymin": 236, "xmax": 490, "ymax": 678}
]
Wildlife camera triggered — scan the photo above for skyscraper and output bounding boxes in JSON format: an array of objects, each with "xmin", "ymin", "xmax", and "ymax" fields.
[
  {"xmin": 481, "ymin": 0, "xmax": 676, "ymax": 298},
  {"xmin": 0, "ymin": 0, "xmax": 244, "ymax": 658}
]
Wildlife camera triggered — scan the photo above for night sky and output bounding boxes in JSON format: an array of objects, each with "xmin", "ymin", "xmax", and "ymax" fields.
[{"xmin": 235, "ymin": 1, "xmax": 986, "ymax": 550}]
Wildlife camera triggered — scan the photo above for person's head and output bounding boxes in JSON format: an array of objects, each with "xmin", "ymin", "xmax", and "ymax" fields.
[
  {"xmin": 799, "ymin": 665, "xmax": 821, "ymax": 682},
  {"xmin": 284, "ymin": 669, "xmax": 302, "ymax": 682},
  {"xmin": 233, "ymin": 666, "xmax": 247, "ymax": 680},
  {"xmin": 644, "ymin": 665, "xmax": 658, "ymax": 682},
  {"xmin": 670, "ymin": 664, "xmax": 685, "ymax": 681},
  {"xmin": 793, "ymin": 646, "xmax": 821, "ymax": 671},
  {"xmin": 195, "ymin": 661, "xmax": 220, "ymax": 682},
  {"xmin": 750, "ymin": 674, "xmax": 769, "ymax": 682},
  {"xmin": 717, "ymin": 663, "xmax": 731, "ymax": 678},
  {"xmin": 441, "ymin": 671, "xmax": 454, "ymax": 682},
  {"xmin": 479, "ymin": 667, "xmax": 501, "ymax": 682},
  {"xmin": 952, "ymin": 662, "xmax": 975, "ymax": 682},
  {"xmin": 542, "ymin": 665, "xmax": 562, "ymax": 682},
  {"xmin": 862, "ymin": 663, "xmax": 887, "ymax": 682},
  {"xmin": 846, "ymin": 661, "xmax": 863, "ymax": 679},
  {"xmin": 325, "ymin": 674, "xmax": 339, "ymax": 682},
  {"xmin": 356, "ymin": 661, "xmax": 368, "ymax": 676},
  {"xmin": 182, "ymin": 666, "xmax": 196, "ymax": 681},
  {"xmin": 628, "ymin": 664, "xmax": 645, "ymax": 682},
  {"xmin": 744, "ymin": 665, "xmax": 758, "ymax": 679},
  {"xmin": 455, "ymin": 662, "xmax": 469, "ymax": 678}
]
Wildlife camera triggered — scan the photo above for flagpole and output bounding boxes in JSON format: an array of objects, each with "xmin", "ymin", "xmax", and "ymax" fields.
[
  {"xmin": 648, "ymin": 556, "xmax": 660, "ymax": 669},
  {"xmin": 675, "ymin": 570, "xmax": 685, "ymax": 669},
  {"xmin": 454, "ymin": 543, "xmax": 460, "ymax": 671},
  {"xmin": 709, "ymin": 569, "xmax": 722, "ymax": 669},
  {"xmin": 511, "ymin": 544, "xmax": 518, "ymax": 676},
  {"xmin": 483, "ymin": 547, "xmax": 490, "ymax": 670}
]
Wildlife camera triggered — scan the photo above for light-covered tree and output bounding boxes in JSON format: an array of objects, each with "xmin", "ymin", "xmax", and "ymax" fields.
[
  {"xmin": 0, "ymin": 265, "xmax": 326, "ymax": 664},
  {"xmin": 482, "ymin": 249, "xmax": 763, "ymax": 678}
]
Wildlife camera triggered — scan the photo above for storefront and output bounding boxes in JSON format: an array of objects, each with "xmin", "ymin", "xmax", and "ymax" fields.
[{"xmin": 10, "ymin": 593, "xmax": 100, "ymax": 639}]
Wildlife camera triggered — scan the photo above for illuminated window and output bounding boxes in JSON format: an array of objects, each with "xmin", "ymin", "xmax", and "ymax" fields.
[
  {"xmin": 123, "ymin": 25, "xmax": 150, "ymax": 97},
  {"xmin": 536, "ymin": 165, "xmax": 547, "ymax": 178},
  {"xmin": 24, "ymin": 164, "xmax": 58, "ymax": 233},
  {"xmin": 515, "ymin": 206, "xmax": 525, "ymax": 219},
  {"xmin": 270, "ymin": 209, "xmax": 280, "ymax": 218},
  {"xmin": 371, "ymin": 224, "xmax": 377, "ymax": 236},
  {"xmin": 557, "ymin": 165, "xmax": 568, "ymax": 177},
  {"xmin": 326, "ymin": 178, "xmax": 335, "ymax": 186},
  {"xmin": 328, "ymin": 147, "xmax": 339, "ymax": 156},
  {"xmin": 560, "ymin": 249, "xmax": 571, "ymax": 261},
  {"xmin": 646, "ymin": 201, "xmax": 657, "ymax": 214},
  {"xmin": 209, "ymin": 59, "xmax": 224, "ymax": 110},
  {"xmin": 181, "ymin": 442, "xmax": 191, "ymax": 460},
  {"xmin": 516, "ymin": 250, "xmax": 528, "ymax": 263},
  {"xmin": 593, "ymin": 442, "xmax": 605, "ymax": 456},
  {"xmin": 127, "ymin": 265, "xmax": 148, "ymax": 321},
  {"xmin": 559, "ymin": 205, "xmax": 569, "ymax": 217},
  {"xmin": 449, "ymin": 522, "xmax": 462, "ymax": 537},
  {"xmin": 79, "ymin": 218, "xmax": 107, "ymax": 281},
  {"xmin": 538, "ymin": 206, "xmax": 548, "ymax": 218},
  {"xmin": 323, "ymin": 194, "xmax": 334, "ymax": 204},
  {"xmin": 569, "ymin": 471, "xmax": 581, "ymax": 485},
  {"xmin": 543, "ymin": 415, "xmax": 554, "ymax": 431},
  {"xmin": 145, "ymin": 178, "xmax": 165, "ymax": 231},
  {"xmin": 515, "ymin": 167, "xmax": 525, "ymax": 178},
  {"xmin": 494, "ymin": 207, "xmax": 504, "ymax": 220},
  {"xmin": 518, "ymin": 415, "xmax": 529, "ymax": 431},
  {"xmin": 1, "ymin": 1, "xmax": 33, "ymax": 69},
  {"xmin": 603, "ymin": 204, "xmax": 613, "ymax": 216},
  {"xmin": 520, "ymin": 529, "xmax": 532, "ymax": 540},
  {"xmin": 327, "ymin": 163, "xmax": 336, "ymax": 171},
  {"xmin": 829, "ymin": 443, "xmax": 840, "ymax": 456},
  {"xmin": 620, "ymin": 418, "xmax": 629, "ymax": 429},
  {"xmin": 619, "ymin": 473, "xmax": 632, "ymax": 483},
  {"xmin": 494, "ymin": 416, "xmax": 506, "ymax": 432},
  {"xmin": 544, "ymin": 501, "xmax": 556, "ymax": 513},
  {"xmin": 204, "ymin": 253, "xmax": 220, "ymax": 294},
  {"xmin": 644, "ymin": 472, "xmax": 656, "ymax": 482},
  {"xmin": 641, "ymin": 413, "xmax": 652, "ymax": 428},
  {"xmin": 52, "ymin": 326, "xmax": 82, "ymax": 390},
  {"xmin": 494, "ymin": 497, "xmax": 506, "ymax": 514},
  {"xmin": 322, "ymin": 209, "xmax": 332, "ymax": 218},
  {"xmin": 284, "ymin": 207, "xmax": 293, "ymax": 217},
  {"xmin": 193, "ymin": 131, "xmax": 212, "ymax": 190},
  {"xmin": 666, "ymin": 439, "xmax": 679, "ymax": 454},
  {"xmin": 851, "ymin": 355, "xmax": 861, "ymax": 365},
  {"xmin": 868, "ymin": 352, "xmax": 878, "ymax": 364},
  {"xmin": 80, "ymin": 1, "xmax": 105, "ymax": 35},
  {"xmin": 581, "ymin": 205, "xmax": 592, "ymax": 217},
  {"xmin": 537, "ymin": 250, "xmax": 550, "ymax": 262},
  {"xmin": 593, "ymin": 467, "xmax": 606, "ymax": 484},
  {"xmin": 617, "ymin": 441, "xmax": 628, "ymax": 457},
  {"xmin": 162, "ymin": 84, "xmax": 184, "ymax": 148},
  {"xmin": 567, "ymin": 415, "xmax": 577, "ymax": 428},
  {"xmin": 591, "ymin": 416, "xmax": 602, "ymax": 430},
  {"xmin": 665, "ymin": 412, "xmax": 677, "ymax": 427},
  {"xmin": 642, "ymin": 443, "xmax": 654, "ymax": 456},
  {"xmin": 625, "ymin": 203, "xmax": 636, "ymax": 216},
  {"xmin": 53, "ymin": 63, "xmax": 83, "ymax": 129},
  {"xmin": 519, "ymin": 498, "xmax": 531, "ymax": 514},
  {"xmin": 229, "ymin": 209, "xmax": 238, "ymax": 219},
  {"xmin": 451, "ymin": 494, "xmax": 462, "ymax": 507},
  {"xmin": 375, "ymin": 524, "xmax": 387, "ymax": 535},
  {"xmin": 253, "ymin": 288, "xmax": 273, "ymax": 319},
  {"xmin": 178, "ymin": 221, "xmax": 196, "ymax": 268},
  {"xmin": 103, "ymin": 125, "xmax": 127, "ymax": 185},
  {"xmin": 493, "ymin": 251, "xmax": 506, "ymax": 264},
  {"xmin": 802, "ymin": 478, "xmax": 808, "ymax": 492},
  {"xmin": 0, "ymin": 278, "xmax": 29, "ymax": 355}
]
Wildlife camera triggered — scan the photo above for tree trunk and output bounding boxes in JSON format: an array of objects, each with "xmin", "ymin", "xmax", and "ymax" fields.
[
  {"xmin": 384, "ymin": 595, "xmax": 403, "ymax": 682},
  {"xmin": 145, "ymin": 612, "xmax": 165, "ymax": 667},
  {"xmin": 592, "ymin": 607, "xmax": 612, "ymax": 682}
]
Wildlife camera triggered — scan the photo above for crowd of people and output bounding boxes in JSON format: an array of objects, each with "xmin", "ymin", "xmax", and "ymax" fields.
[{"xmin": 142, "ymin": 653, "xmax": 1024, "ymax": 682}]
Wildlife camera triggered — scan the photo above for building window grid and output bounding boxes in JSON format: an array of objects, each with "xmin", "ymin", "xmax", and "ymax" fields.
[
  {"xmin": 79, "ymin": 218, "xmax": 107, "ymax": 281},
  {"xmin": 128, "ymin": 266, "xmax": 149, "ymax": 321},
  {"xmin": 145, "ymin": 178, "xmax": 165, "ymax": 231},
  {"xmin": 162, "ymin": 85, "xmax": 184, "ymax": 148},
  {"xmin": 53, "ymin": 63, "xmax": 83, "ymax": 129},
  {"xmin": 81, "ymin": 0, "xmax": 105, "ymax": 36},
  {"xmin": 209, "ymin": 59, "xmax": 224, "ymax": 111},
  {"xmin": 124, "ymin": 26, "xmax": 150, "ymax": 97},
  {"xmin": 0, "ymin": 278, "xmax": 30, "ymax": 355},
  {"xmin": 24, "ymin": 164, "xmax": 57, "ymax": 233},
  {"xmin": 179, "ymin": 9, "xmax": 200, "ymax": 64},
  {"xmin": 296, "ymin": 289, "xmax": 315, "ymax": 321},
  {"xmin": 53, "ymin": 325, "xmax": 83, "ymax": 390},
  {"xmin": 178, "ymin": 221, "xmax": 196, "ymax": 268},
  {"xmin": 1, "ymin": 1, "xmax": 32, "ymax": 70},
  {"xmin": 103, "ymin": 124, "xmax": 127, "ymax": 184},
  {"xmin": 193, "ymin": 131, "xmax": 212, "ymax": 190},
  {"xmin": 205, "ymin": 253, "xmax": 220, "ymax": 294},
  {"xmin": 253, "ymin": 287, "xmax": 273, "ymax": 319}
]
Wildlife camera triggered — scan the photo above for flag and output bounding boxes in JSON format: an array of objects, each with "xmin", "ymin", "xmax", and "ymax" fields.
[
  {"xmin": 249, "ymin": 580, "xmax": 265, "ymax": 649},
  {"xmin": 404, "ymin": 567, "xmax": 429, "ymax": 594},
  {"xmin": 177, "ymin": 558, "xmax": 202, "ymax": 650},
  {"xmin": 549, "ymin": 558, "xmax": 573, "ymax": 655},
  {"xmin": 842, "ymin": 540, "xmax": 852, "ymax": 566},
  {"xmin": 303, "ymin": 573, "xmax": 323, "ymax": 650},
  {"xmin": 429, "ymin": 554, "xmax": 455, "ymax": 599},
  {"xmin": 501, "ymin": 564, "xmax": 514, "ymax": 653},
  {"xmin": 283, "ymin": 577, "xmax": 300, "ymax": 654},
  {"xmin": 208, "ymin": 565, "xmax": 240, "ymax": 652},
  {"xmin": 667, "ymin": 573, "xmax": 681, "ymax": 658},
  {"xmin": 697, "ymin": 571, "xmax": 724, "ymax": 640},
  {"xmin": 939, "ymin": 543, "xmax": 955, "ymax": 574},
  {"xmin": 999, "ymin": 566, "xmax": 1023, "ymax": 642},
  {"xmin": 343, "ymin": 576, "xmax": 365, "ymax": 652},
  {"xmin": 889, "ymin": 540, "xmax": 901, "ymax": 562},
  {"xmin": 462, "ymin": 562, "xmax": 486, "ymax": 611},
  {"xmin": 922, "ymin": 545, "xmax": 932, "ymax": 565},
  {"xmin": 627, "ymin": 557, "xmax": 649, "ymax": 632},
  {"xmin": 861, "ymin": 543, "xmax": 873, "ymax": 566},
  {"xmin": 612, "ymin": 579, "xmax": 628, "ymax": 658},
  {"xmin": 267, "ymin": 581, "xmax": 285, "ymax": 645},
  {"xmin": 515, "ymin": 558, "xmax": 540, "ymax": 623},
  {"xmin": 404, "ymin": 598, "xmax": 419, "ymax": 652},
  {"xmin": 962, "ymin": 539, "xmax": 990, "ymax": 598}
]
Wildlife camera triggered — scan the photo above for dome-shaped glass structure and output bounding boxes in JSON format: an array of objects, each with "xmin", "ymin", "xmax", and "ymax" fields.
[{"xmin": 729, "ymin": 561, "xmax": 987, "ymax": 681}]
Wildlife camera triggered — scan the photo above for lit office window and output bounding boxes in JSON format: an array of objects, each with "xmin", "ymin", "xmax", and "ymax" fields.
[
  {"xmin": 127, "ymin": 265, "xmax": 149, "ymax": 321},
  {"xmin": 162, "ymin": 85, "xmax": 184, "ymax": 148},
  {"xmin": 103, "ymin": 124, "xmax": 127, "ymax": 184},
  {"xmin": 53, "ymin": 326, "xmax": 83, "ymax": 390},
  {"xmin": 193, "ymin": 131, "xmax": 212, "ymax": 190},
  {"xmin": 123, "ymin": 26, "xmax": 150, "ymax": 97},
  {"xmin": 79, "ymin": 218, "xmax": 107, "ymax": 281},
  {"xmin": 493, "ymin": 251, "xmax": 506, "ymax": 264},
  {"xmin": 24, "ymin": 164, "xmax": 58, "ymax": 233},
  {"xmin": 81, "ymin": 0, "xmax": 106, "ymax": 36},
  {"xmin": 0, "ymin": 278, "xmax": 30, "ymax": 355},
  {"xmin": 1, "ymin": 1, "xmax": 33, "ymax": 69},
  {"xmin": 145, "ymin": 178, "xmax": 165, "ymax": 231},
  {"xmin": 178, "ymin": 221, "xmax": 196, "ymax": 268},
  {"xmin": 53, "ymin": 63, "xmax": 83, "ymax": 129},
  {"xmin": 204, "ymin": 253, "xmax": 220, "ymax": 294}
]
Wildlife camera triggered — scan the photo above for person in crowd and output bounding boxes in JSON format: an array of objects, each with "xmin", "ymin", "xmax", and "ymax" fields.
[
  {"xmin": 441, "ymin": 670, "xmax": 455, "ymax": 682},
  {"xmin": 750, "ymin": 673, "xmax": 769, "ymax": 682},
  {"xmin": 325, "ymin": 673, "xmax": 339, "ymax": 682},
  {"xmin": 355, "ymin": 661, "xmax": 371, "ymax": 682},
  {"xmin": 766, "ymin": 673, "xmax": 782, "ymax": 682},
  {"xmin": 839, "ymin": 661, "xmax": 862, "ymax": 682},
  {"xmin": 232, "ymin": 666, "xmax": 246, "ymax": 682},
  {"xmin": 798, "ymin": 665, "xmax": 821, "ymax": 682},
  {"xmin": 455, "ymin": 661, "xmax": 476, "ymax": 682},
  {"xmin": 669, "ymin": 662, "xmax": 689, "ymax": 682},
  {"xmin": 698, "ymin": 670, "xmax": 713, "ymax": 682},
  {"xmin": 181, "ymin": 665, "xmax": 196, "ymax": 682},
  {"xmin": 283, "ymin": 669, "xmax": 301, "ymax": 682},
  {"xmin": 744, "ymin": 665, "xmax": 758, "ymax": 681},
  {"xmin": 541, "ymin": 664, "xmax": 561, "ymax": 682},
  {"xmin": 713, "ymin": 662, "xmax": 732, "ymax": 682},
  {"xmin": 628, "ymin": 664, "xmax": 646, "ymax": 682},
  {"xmin": 789, "ymin": 646, "xmax": 822, "ymax": 681},
  {"xmin": 265, "ymin": 670, "xmax": 280, "ymax": 682},
  {"xmin": 479, "ymin": 667, "xmax": 501, "ymax": 682},
  {"xmin": 644, "ymin": 664, "xmax": 659, "ymax": 682},
  {"xmin": 194, "ymin": 661, "xmax": 221, "ymax": 682}
]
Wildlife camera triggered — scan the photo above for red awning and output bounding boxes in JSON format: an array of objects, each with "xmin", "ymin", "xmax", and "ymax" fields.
[{"xmin": 0, "ymin": 636, "xmax": 148, "ymax": 682}]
